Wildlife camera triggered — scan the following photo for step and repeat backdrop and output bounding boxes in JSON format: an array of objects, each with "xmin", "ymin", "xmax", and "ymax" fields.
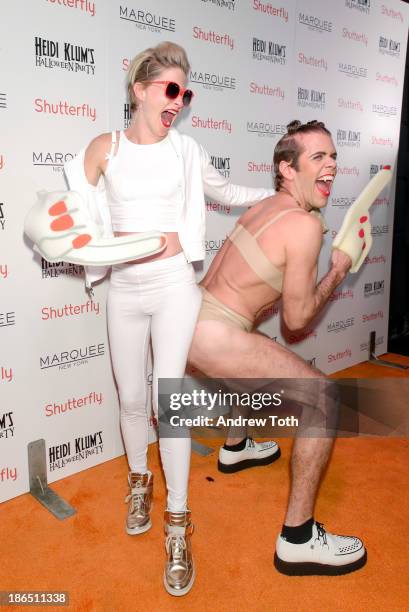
[{"xmin": 1, "ymin": 0, "xmax": 408, "ymax": 503}]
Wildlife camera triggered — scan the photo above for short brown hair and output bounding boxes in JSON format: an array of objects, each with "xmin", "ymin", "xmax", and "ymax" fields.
[
  {"xmin": 273, "ymin": 120, "xmax": 332, "ymax": 191},
  {"xmin": 127, "ymin": 41, "xmax": 190, "ymax": 113}
]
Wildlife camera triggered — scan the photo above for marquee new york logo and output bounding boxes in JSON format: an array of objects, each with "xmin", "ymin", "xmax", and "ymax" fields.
[
  {"xmin": 372, "ymin": 104, "xmax": 398, "ymax": 118},
  {"xmin": 0, "ymin": 92, "xmax": 6, "ymax": 109},
  {"xmin": 189, "ymin": 69, "xmax": 236, "ymax": 92},
  {"xmin": 246, "ymin": 121, "xmax": 286, "ymax": 138},
  {"xmin": 206, "ymin": 238, "xmax": 226, "ymax": 254},
  {"xmin": 0, "ymin": 312, "xmax": 15, "ymax": 328},
  {"xmin": 119, "ymin": 5, "xmax": 176, "ymax": 33},
  {"xmin": 35, "ymin": 36, "xmax": 95, "ymax": 75},
  {"xmin": 33, "ymin": 151, "xmax": 74, "ymax": 173},
  {"xmin": 298, "ymin": 12, "xmax": 332, "ymax": 33},
  {"xmin": 40, "ymin": 343, "xmax": 105, "ymax": 371},
  {"xmin": 331, "ymin": 197, "xmax": 356, "ymax": 209},
  {"xmin": 338, "ymin": 63, "xmax": 367, "ymax": 79},
  {"xmin": 252, "ymin": 38, "xmax": 286, "ymax": 65}
]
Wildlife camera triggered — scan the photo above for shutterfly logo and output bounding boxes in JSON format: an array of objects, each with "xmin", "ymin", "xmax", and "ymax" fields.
[
  {"xmin": 1, "ymin": 367, "xmax": 13, "ymax": 383},
  {"xmin": 287, "ymin": 328, "xmax": 317, "ymax": 344},
  {"xmin": 298, "ymin": 53, "xmax": 328, "ymax": 71},
  {"xmin": 206, "ymin": 200, "xmax": 231, "ymax": 215},
  {"xmin": 191, "ymin": 116, "xmax": 232, "ymax": 133},
  {"xmin": 249, "ymin": 82, "xmax": 284, "ymax": 99},
  {"xmin": 193, "ymin": 27, "xmax": 234, "ymax": 50},
  {"xmin": 376, "ymin": 73, "xmax": 398, "ymax": 87},
  {"xmin": 45, "ymin": 0, "xmax": 95, "ymax": 17},
  {"xmin": 329, "ymin": 289, "xmax": 354, "ymax": 301},
  {"xmin": 253, "ymin": 2, "xmax": 288, "ymax": 21},
  {"xmin": 338, "ymin": 98, "xmax": 363, "ymax": 112},
  {"xmin": 34, "ymin": 98, "xmax": 96, "ymax": 121},
  {"xmin": 41, "ymin": 301, "xmax": 100, "ymax": 320},
  {"xmin": 248, "ymin": 161, "xmax": 273, "ymax": 173},
  {"xmin": 342, "ymin": 28, "xmax": 368, "ymax": 46},
  {"xmin": 328, "ymin": 348, "xmax": 352, "ymax": 363},
  {"xmin": 381, "ymin": 5, "xmax": 404, "ymax": 22},
  {"xmin": 364, "ymin": 255, "xmax": 386, "ymax": 265},
  {"xmin": 0, "ymin": 155, "xmax": 4, "ymax": 171},
  {"xmin": 0, "ymin": 265, "xmax": 8, "ymax": 279},
  {"xmin": 371, "ymin": 136, "xmax": 393, "ymax": 147},
  {"xmin": 45, "ymin": 391, "xmax": 103, "ymax": 418},
  {"xmin": 362, "ymin": 310, "xmax": 384, "ymax": 322}
]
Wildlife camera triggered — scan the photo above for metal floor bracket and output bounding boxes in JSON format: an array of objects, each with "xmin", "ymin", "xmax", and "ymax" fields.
[
  {"xmin": 28, "ymin": 439, "xmax": 76, "ymax": 520},
  {"xmin": 368, "ymin": 331, "xmax": 409, "ymax": 371}
]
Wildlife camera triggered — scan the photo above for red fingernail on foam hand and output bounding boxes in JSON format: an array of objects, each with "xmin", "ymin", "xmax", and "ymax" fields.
[
  {"xmin": 360, "ymin": 216, "xmax": 368, "ymax": 223},
  {"xmin": 72, "ymin": 234, "xmax": 92, "ymax": 249},
  {"xmin": 359, "ymin": 229, "xmax": 365, "ymax": 238},
  {"xmin": 50, "ymin": 215, "xmax": 74, "ymax": 231},
  {"xmin": 48, "ymin": 201, "xmax": 67, "ymax": 216},
  {"xmin": 383, "ymin": 165, "xmax": 391, "ymax": 170},
  {"xmin": 362, "ymin": 242, "xmax": 366, "ymax": 250}
]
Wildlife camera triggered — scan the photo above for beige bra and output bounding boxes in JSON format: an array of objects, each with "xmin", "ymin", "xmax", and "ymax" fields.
[{"xmin": 228, "ymin": 208, "xmax": 327, "ymax": 293}]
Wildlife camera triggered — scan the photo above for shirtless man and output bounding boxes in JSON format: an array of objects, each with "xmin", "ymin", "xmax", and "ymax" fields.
[{"xmin": 188, "ymin": 120, "xmax": 367, "ymax": 576}]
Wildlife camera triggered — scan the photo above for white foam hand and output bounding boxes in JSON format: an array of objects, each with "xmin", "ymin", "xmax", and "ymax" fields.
[
  {"xmin": 332, "ymin": 167, "xmax": 392, "ymax": 273},
  {"xmin": 24, "ymin": 190, "xmax": 167, "ymax": 266}
]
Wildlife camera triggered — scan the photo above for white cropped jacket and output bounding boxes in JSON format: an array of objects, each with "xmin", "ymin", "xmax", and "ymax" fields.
[{"xmin": 64, "ymin": 128, "xmax": 275, "ymax": 289}]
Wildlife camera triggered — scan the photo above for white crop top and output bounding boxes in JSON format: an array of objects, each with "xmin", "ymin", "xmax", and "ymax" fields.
[{"xmin": 104, "ymin": 131, "xmax": 180, "ymax": 232}]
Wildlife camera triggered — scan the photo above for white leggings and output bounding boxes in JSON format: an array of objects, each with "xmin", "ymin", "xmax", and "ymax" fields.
[{"xmin": 107, "ymin": 253, "xmax": 202, "ymax": 511}]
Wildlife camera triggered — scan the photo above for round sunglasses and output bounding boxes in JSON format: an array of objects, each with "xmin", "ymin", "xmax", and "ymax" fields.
[{"xmin": 149, "ymin": 81, "xmax": 194, "ymax": 107}]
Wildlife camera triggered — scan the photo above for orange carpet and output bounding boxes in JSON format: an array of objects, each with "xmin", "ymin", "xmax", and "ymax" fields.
[{"xmin": 1, "ymin": 355, "xmax": 409, "ymax": 611}]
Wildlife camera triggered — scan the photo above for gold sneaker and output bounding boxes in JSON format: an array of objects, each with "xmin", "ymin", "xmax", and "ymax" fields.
[
  {"xmin": 125, "ymin": 471, "xmax": 153, "ymax": 535},
  {"xmin": 163, "ymin": 510, "xmax": 195, "ymax": 596}
]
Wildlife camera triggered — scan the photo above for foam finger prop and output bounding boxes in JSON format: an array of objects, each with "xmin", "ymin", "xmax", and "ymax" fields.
[
  {"xmin": 24, "ymin": 190, "xmax": 168, "ymax": 265},
  {"xmin": 332, "ymin": 166, "xmax": 392, "ymax": 273}
]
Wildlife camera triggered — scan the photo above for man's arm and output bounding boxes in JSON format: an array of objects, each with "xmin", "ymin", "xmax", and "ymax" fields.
[{"xmin": 281, "ymin": 215, "xmax": 351, "ymax": 331}]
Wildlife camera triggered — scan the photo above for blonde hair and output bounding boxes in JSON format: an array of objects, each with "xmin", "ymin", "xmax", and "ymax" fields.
[{"xmin": 127, "ymin": 41, "xmax": 190, "ymax": 112}]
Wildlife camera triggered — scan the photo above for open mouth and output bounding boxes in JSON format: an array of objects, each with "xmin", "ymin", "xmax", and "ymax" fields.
[
  {"xmin": 316, "ymin": 174, "xmax": 335, "ymax": 197},
  {"xmin": 161, "ymin": 110, "xmax": 177, "ymax": 128}
]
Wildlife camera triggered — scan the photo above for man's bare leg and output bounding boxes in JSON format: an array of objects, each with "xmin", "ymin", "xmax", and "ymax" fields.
[
  {"xmin": 285, "ymin": 437, "xmax": 333, "ymax": 525},
  {"xmin": 189, "ymin": 320, "xmax": 367, "ymax": 575}
]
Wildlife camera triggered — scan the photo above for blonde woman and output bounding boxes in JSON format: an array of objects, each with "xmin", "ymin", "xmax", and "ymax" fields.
[{"xmin": 65, "ymin": 41, "xmax": 274, "ymax": 596}]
